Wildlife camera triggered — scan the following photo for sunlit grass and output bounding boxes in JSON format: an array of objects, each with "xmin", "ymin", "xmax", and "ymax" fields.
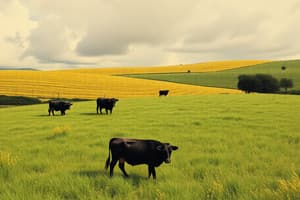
[
  {"xmin": 0, "ymin": 94, "xmax": 299, "ymax": 199},
  {"xmin": 0, "ymin": 151, "xmax": 17, "ymax": 180},
  {"xmin": 0, "ymin": 151, "xmax": 17, "ymax": 167},
  {"xmin": 47, "ymin": 125, "xmax": 71, "ymax": 139},
  {"xmin": 262, "ymin": 170, "xmax": 300, "ymax": 200},
  {"xmin": 276, "ymin": 172, "xmax": 300, "ymax": 199}
]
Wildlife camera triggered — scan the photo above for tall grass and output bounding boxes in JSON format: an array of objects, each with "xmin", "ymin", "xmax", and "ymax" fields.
[{"xmin": 0, "ymin": 94, "xmax": 299, "ymax": 199}]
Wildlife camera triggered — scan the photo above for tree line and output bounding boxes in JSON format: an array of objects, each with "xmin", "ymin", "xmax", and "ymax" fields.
[{"xmin": 237, "ymin": 74, "xmax": 294, "ymax": 94}]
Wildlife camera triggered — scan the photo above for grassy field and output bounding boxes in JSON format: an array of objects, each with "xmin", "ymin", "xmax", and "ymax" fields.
[
  {"xmin": 126, "ymin": 60, "xmax": 300, "ymax": 91},
  {"xmin": 1, "ymin": 94, "xmax": 300, "ymax": 199}
]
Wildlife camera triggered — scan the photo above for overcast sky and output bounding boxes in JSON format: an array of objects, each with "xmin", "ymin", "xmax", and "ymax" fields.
[{"xmin": 1, "ymin": 0, "xmax": 299, "ymax": 69}]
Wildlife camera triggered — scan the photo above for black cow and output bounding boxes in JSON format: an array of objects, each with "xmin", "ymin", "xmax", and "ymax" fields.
[
  {"xmin": 96, "ymin": 98, "xmax": 118, "ymax": 114},
  {"xmin": 48, "ymin": 100, "xmax": 72, "ymax": 116},
  {"xmin": 159, "ymin": 90, "xmax": 169, "ymax": 96},
  {"xmin": 105, "ymin": 138, "xmax": 178, "ymax": 179}
]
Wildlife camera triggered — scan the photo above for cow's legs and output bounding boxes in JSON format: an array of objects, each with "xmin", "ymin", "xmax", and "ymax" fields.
[
  {"xmin": 152, "ymin": 167, "xmax": 156, "ymax": 179},
  {"xmin": 109, "ymin": 159, "xmax": 118, "ymax": 177},
  {"xmin": 148, "ymin": 165, "xmax": 152, "ymax": 178},
  {"xmin": 52, "ymin": 110, "xmax": 55, "ymax": 116},
  {"xmin": 105, "ymin": 108, "xmax": 108, "ymax": 114},
  {"xmin": 48, "ymin": 109, "xmax": 51, "ymax": 116},
  {"xmin": 148, "ymin": 165, "xmax": 156, "ymax": 179},
  {"xmin": 118, "ymin": 159, "xmax": 129, "ymax": 177}
]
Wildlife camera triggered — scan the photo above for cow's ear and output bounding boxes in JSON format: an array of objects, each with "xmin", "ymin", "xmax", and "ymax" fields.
[
  {"xmin": 156, "ymin": 145, "xmax": 164, "ymax": 151},
  {"xmin": 171, "ymin": 146, "xmax": 178, "ymax": 151}
]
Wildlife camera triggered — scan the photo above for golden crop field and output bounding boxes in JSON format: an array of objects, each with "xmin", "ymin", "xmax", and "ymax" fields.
[
  {"xmin": 0, "ymin": 60, "xmax": 270, "ymax": 99},
  {"xmin": 65, "ymin": 60, "xmax": 269, "ymax": 75},
  {"xmin": 0, "ymin": 70, "xmax": 240, "ymax": 99}
]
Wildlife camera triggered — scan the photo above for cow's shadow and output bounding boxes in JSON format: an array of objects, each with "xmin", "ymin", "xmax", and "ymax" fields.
[
  {"xmin": 125, "ymin": 173, "xmax": 148, "ymax": 186},
  {"xmin": 77, "ymin": 170, "xmax": 147, "ymax": 185},
  {"xmin": 37, "ymin": 114, "xmax": 67, "ymax": 117},
  {"xmin": 37, "ymin": 114, "xmax": 50, "ymax": 117},
  {"xmin": 80, "ymin": 113, "xmax": 111, "ymax": 116},
  {"xmin": 77, "ymin": 169, "xmax": 107, "ymax": 178},
  {"xmin": 80, "ymin": 113, "xmax": 98, "ymax": 116}
]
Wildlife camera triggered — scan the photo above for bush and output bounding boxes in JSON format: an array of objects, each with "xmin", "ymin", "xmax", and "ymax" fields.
[
  {"xmin": 255, "ymin": 74, "xmax": 280, "ymax": 93},
  {"xmin": 280, "ymin": 78, "xmax": 294, "ymax": 93},
  {"xmin": 237, "ymin": 74, "xmax": 279, "ymax": 93},
  {"xmin": 0, "ymin": 95, "xmax": 42, "ymax": 105},
  {"xmin": 238, "ymin": 75, "xmax": 260, "ymax": 93}
]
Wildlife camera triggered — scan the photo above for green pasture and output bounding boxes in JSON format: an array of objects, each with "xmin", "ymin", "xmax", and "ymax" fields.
[
  {"xmin": 126, "ymin": 60, "xmax": 300, "ymax": 91},
  {"xmin": 1, "ymin": 94, "xmax": 300, "ymax": 199}
]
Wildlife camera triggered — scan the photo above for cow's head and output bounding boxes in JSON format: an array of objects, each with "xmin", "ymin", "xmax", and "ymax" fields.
[
  {"xmin": 64, "ymin": 102, "xmax": 72, "ymax": 109},
  {"xmin": 156, "ymin": 143, "xmax": 178, "ymax": 163},
  {"xmin": 111, "ymin": 98, "xmax": 119, "ymax": 106}
]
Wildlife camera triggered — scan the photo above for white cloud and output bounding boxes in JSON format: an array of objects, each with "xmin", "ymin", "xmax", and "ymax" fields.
[
  {"xmin": 0, "ymin": 0, "xmax": 36, "ymax": 67},
  {"xmin": 169, "ymin": 0, "xmax": 300, "ymax": 61},
  {"xmin": 0, "ymin": 0, "xmax": 299, "ymax": 69}
]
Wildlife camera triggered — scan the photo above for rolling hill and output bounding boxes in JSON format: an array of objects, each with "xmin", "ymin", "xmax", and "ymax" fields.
[
  {"xmin": 0, "ymin": 60, "xmax": 269, "ymax": 99},
  {"xmin": 64, "ymin": 60, "xmax": 269, "ymax": 75},
  {"xmin": 126, "ymin": 60, "xmax": 300, "ymax": 91}
]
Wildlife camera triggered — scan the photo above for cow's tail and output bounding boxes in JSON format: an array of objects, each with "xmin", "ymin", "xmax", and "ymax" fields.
[{"xmin": 105, "ymin": 140, "xmax": 112, "ymax": 170}]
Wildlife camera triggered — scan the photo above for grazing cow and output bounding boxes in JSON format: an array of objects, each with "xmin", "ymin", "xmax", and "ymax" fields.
[
  {"xmin": 105, "ymin": 138, "xmax": 178, "ymax": 179},
  {"xmin": 159, "ymin": 90, "xmax": 169, "ymax": 96},
  {"xmin": 96, "ymin": 98, "xmax": 118, "ymax": 114},
  {"xmin": 48, "ymin": 100, "xmax": 72, "ymax": 116}
]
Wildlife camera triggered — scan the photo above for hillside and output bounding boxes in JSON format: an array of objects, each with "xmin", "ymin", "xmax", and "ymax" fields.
[
  {"xmin": 64, "ymin": 60, "xmax": 269, "ymax": 75},
  {"xmin": 0, "ymin": 70, "xmax": 240, "ymax": 99},
  {"xmin": 0, "ymin": 60, "xmax": 278, "ymax": 99},
  {"xmin": 127, "ymin": 60, "xmax": 300, "ymax": 91},
  {"xmin": 0, "ymin": 60, "xmax": 269, "ymax": 99}
]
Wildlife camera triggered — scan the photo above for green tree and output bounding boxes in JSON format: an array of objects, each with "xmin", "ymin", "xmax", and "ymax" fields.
[
  {"xmin": 280, "ymin": 78, "xmax": 293, "ymax": 93},
  {"xmin": 237, "ymin": 74, "xmax": 279, "ymax": 93},
  {"xmin": 238, "ymin": 75, "xmax": 260, "ymax": 93}
]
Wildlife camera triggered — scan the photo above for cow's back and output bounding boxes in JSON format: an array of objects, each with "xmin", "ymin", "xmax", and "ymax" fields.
[
  {"xmin": 110, "ymin": 138, "xmax": 163, "ymax": 166},
  {"xmin": 49, "ymin": 100, "xmax": 58, "ymax": 109},
  {"xmin": 97, "ymin": 98, "xmax": 105, "ymax": 104}
]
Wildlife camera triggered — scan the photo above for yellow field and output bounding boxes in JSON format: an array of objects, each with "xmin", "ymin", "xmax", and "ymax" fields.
[
  {"xmin": 65, "ymin": 60, "xmax": 269, "ymax": 75},
  {"xmin": 0, "ymin": 70, "xmax": 240, "ymax": 99},
  {"xmin": 0, "ymin": 60, "xmax": 270, "ymax": 99}
]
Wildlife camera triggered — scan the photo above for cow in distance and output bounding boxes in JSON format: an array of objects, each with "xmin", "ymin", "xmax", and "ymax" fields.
[
  {"xmin": 159, "ymin": 90, "xmax": 169, "ymax": 96},
  {"xmin": 96, "ymin": 98, "xmax": 118, "ymax": 114},
  {"xmin": 48, "ymin": 100, "xmax": 72, "ymax": 116},
  {"xmin": 105, "ymin": 138, "xmax": 178, "ymax": 179}
]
